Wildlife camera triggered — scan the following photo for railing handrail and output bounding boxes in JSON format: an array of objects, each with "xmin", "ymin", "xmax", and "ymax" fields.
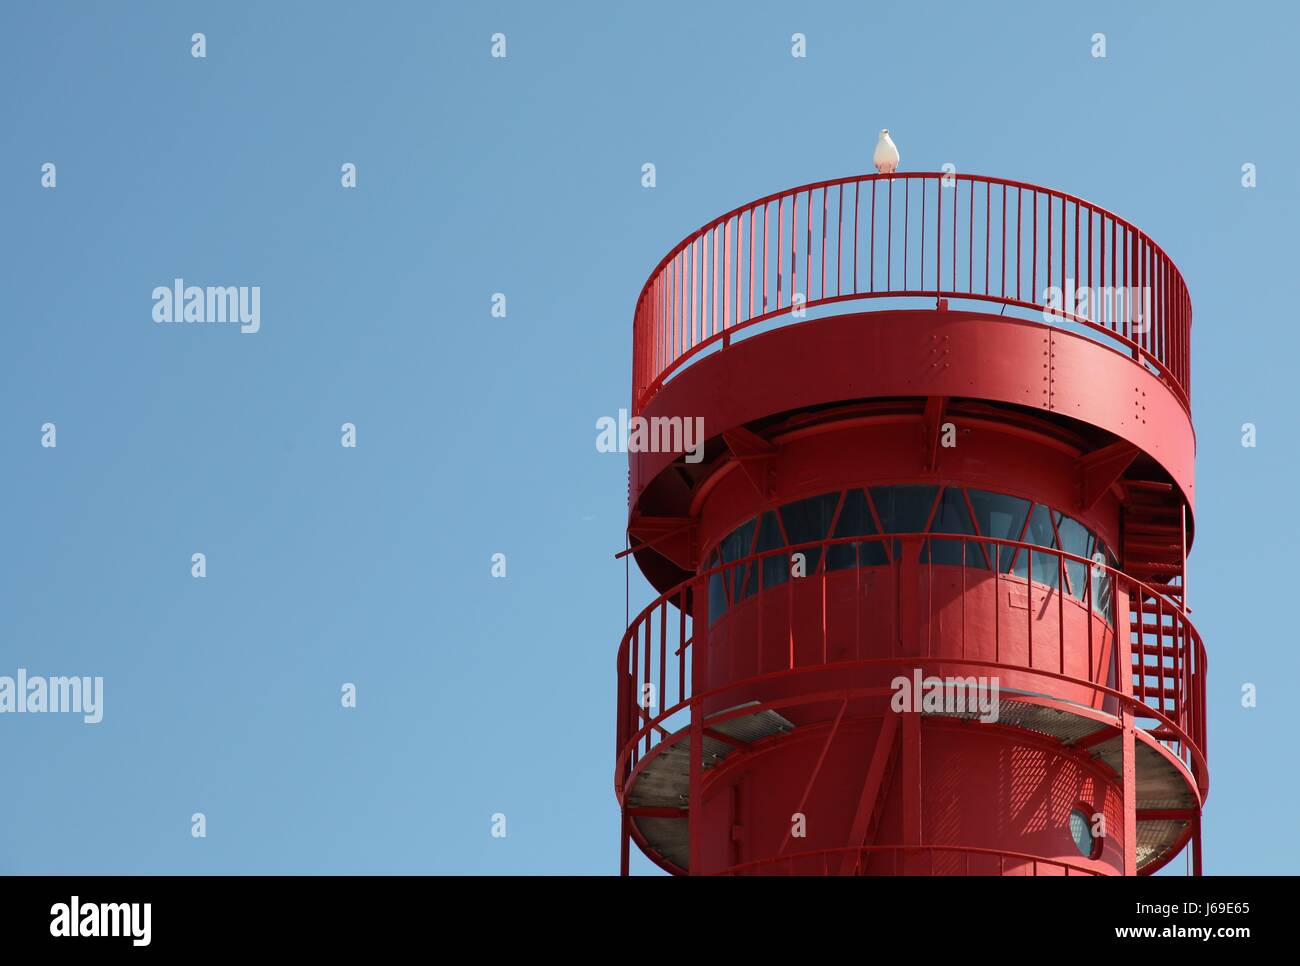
[
  {"xmin": 616, "ymin": 656, "xmax": 1205, "ymax": 800},
  {"xmin": 634, "ymin": 173, "xmax": 1181, "ymax": 310},
  {"xmin": 618, "ymin": 530, "xmax": 1192, "ymax": 665},
  {"xmin": 632, "ymin": 172, "xmax": 1191, "ymax": 414},
  {"xmin": 614, "ymin": 531, "xmax": 1207, "ymax": 798}
]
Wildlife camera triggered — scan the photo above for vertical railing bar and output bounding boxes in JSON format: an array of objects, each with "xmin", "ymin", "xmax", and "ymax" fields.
[
  {"xmin": 693, "ymin": 236, "xmax": 700, "ymax": 349},
  {"xmin": 679, "ymin": 588, "xmax": 688, "ymax": 705},
  {"xmin": 1134, "ymin": 229, "xmax": 1140, "ymax": 355},
  {"xmin": 1111, "ymin": 220, "xmax": 1117, "ymax": 338},
  {"xmin": 966, "ymin": 177, "xmax": 973, "ymax": 293},
  {"xmin": 1058, "ymin": 554, "xmax": 1065, "ymax": 675},
  {"xmin": 926, "ymin": 537, "xmax": 933, "ymax": 658},
  {"xmin": 679, "ymin": 241, "xmax": 694, "ymax": 352},
  {"xmin": 1162, "ymin": 255, "xmax": 1168, "ymax": 373},
  {"xmin": 736, "ymin": 212, "xmax": 743, "ymax": 330},
  {"xmin": 953, "ymin": 174, "xmax": 959, "ymax": 292},
  {"xmin": 645, "ymin": 603, "xmax": 655, "ymax": 745},
  {"xmin": 1146, "ymin": 241, "xmax": 1152, "ymax": 360},
  {"xmin": 1031, "ymin": 191, "xmax": 1037, "ymax": 304},
  {"xmin": 887, "ymin": 179, "xmax": 893, "ymax": 289},
  {"xmin": 697, "ymin": 232, "xmax": 704, "ymax": 347},
  {"xmin": 1086, "ymin": 555, "xmax": 1094, "ymax": 694},
  {"xmin": 856, "ymin": 180, "xmax": 863, "ymax": 294},
  {"xmin": 659, "ymin": 597, "xmax": 667, "ymax": 718},
  {"xmin": 656, "ymin": 267, "xmax": 663, "ymax": 384},
  {"xmin": 806, "ymin": 189, "xmax": 813, "ymax": 307},
  {"xmin": 960, "ymin": 540, "xmax": 967, "ymax": 660},
  {"xmin": 1059, "ymin": 195, "xmax": 1066, "ymax": 307},
  {"xmin": 651, "ymin": 268, "xmax": 659, "ymax": 390},
  {"xmin": 1123, "ymin": 225, "xmax": 1131, "ymax": 348},
  {"xmin": 663, "ymin": 256, "xmax": 670, "ymax": 382},
  {"xmin": 1073, "ymin": 201, "xmax": 1079, "ymax": 316},
  {"xmin": 681, "ymin": 598, "xmax": 691, "ymax": 702},
  {"xmin": 685, "ymin": 240, "xmax": 693, "ymax": 357},
  {"xmin": 984, "ymin": 181, "xmax": 991, "ymax": 295},
  {"xmin": 748, "ymin": 206, "xmax": 756, "ymax": 322},
  {"xmin": 1001, "ymin": 184, "xmax": 1007, "ymax": 299},
  {"xmin": 821, "ymin": 186, "xmax": 828, "ymax": 301},
  {"xmin": 687, "ymin": 238, "xmax": 695, "ymax": 361},
  {"xmin": 722, "ymin": 219, "xmax": 733, "ymax": 335},
  {"xmin": 903, "ymin": 179, "xmax": 910, "ymax": 290},
  {"xmin": 722, "ymin": 220, "xmax": 730, "ymax": 334},
  {"xmin": 821, "ymin": 540, "xmax": 829, "ymax": 666},
  {"xmin": 837, "ymin": 183, "xmax": 844, "ymax": 298},
  {"xmin": 734, "ymin": 212, "xmax": 743, "ymax": 330},
  {"xmin": 1140, "ymin": 585, "xmax": 1148, "ymax": 710},
  {"xmin": 1087, "ymin": 206, "xmax": 1094, "ymax": 315},
  {"xmin": 1137, "ymin": 237, "xmax": 1144, "ymax": 356},
  {"xmin": 675, "ymin": 247, "xmax": 682, "ymax": 373},
  {"xmin": 791, "ymin": 190, "xmax": 800, "ymax": 311},
  {"xmin": 935, "ymin": 171, "xmax": 946, "ymax": 295},
  {"xmin": 994, "ymin": 535, "xmax": 1001, "ymax": 664},
  {"xmin": 763, "ymin": 202, "xmax": 770, "ymax": 312},
  {"xmin": 1016, "ymin": 188, "xmax": 1022, "ymax": 301},
  {"xmin": 713, "ymin": 223, "xmax": 720, "ymax": 340},
  {"xmin": 1047, "ymin": 193, "xmax": 1053, "ymax": 310},
  {"xmin": 777, "ymin": 195, "xmax": 784, "ymax": 309},
  {"xmin": 668, "ymin": 255, "xmax": 676, "ymax": 378},
  {"xmin": 923, "ymin": 175, "xmax": 930, "ymax": 291},
  {"xmin": 1159, "ymin": 596, "xmax": 1168, "ymax": 716},
  {"xmin": 634, "ymin": 618, "xmax": 644, "ymax": 754},
  {"xmin": 1027, "ymin": 546, "xmax": 1033, "ymax": 668},
  {"xmin": 1102, "ymin": 213, "xmax": 1112, "ymax": 330}
]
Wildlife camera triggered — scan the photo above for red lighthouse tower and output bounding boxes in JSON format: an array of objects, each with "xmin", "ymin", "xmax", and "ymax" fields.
[{"xmin": 616, "ymin": 172, "xmax": 1206, "ymax": 876}]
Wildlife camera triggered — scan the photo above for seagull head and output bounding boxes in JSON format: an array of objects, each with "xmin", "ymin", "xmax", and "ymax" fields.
[{"xmin": 880, "ymin": 129, "xmax": 890, "ymax": 139}]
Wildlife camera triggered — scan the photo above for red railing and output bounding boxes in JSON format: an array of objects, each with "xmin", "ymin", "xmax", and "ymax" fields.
[
  {"xmin": 615, "ymin": 533, "xmax": 1207, "ymax": 804},
  {"xmin": 631, "ymin": 173, "xmax": 1191, "ymax": 414},
  {"xmin": 717, "ymin": 844, "xmax": 1104, "ymax": 876}
]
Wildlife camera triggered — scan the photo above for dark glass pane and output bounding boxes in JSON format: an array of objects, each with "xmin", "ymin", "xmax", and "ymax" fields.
[
  {"xmin": 967, "ymin": 489, "xmax": 1031, "ymax": 572},
  {"xmin": 829, "ymin": 489, "xmax": 886, "ymax": 570},
  {"xmin": 826, "ymin": 545, "xmax": 856, "ymax": 571},
  {"xmin": 719, "ymin": 519, "xmax": 757, "ymax": 606},
  {"xmin": 1027, "ymin": 554, "xmax": 1060, "ymax": 589},
  {"xmin": 756, "ymin": 510, "xmax": 787, "ymax": 592},
  {"xmin": 719, "ymin": 520, "xmax": 756, "ymax": 563},
  {"xmin": 1055, "ymin": 512, "xmax": 1091, "ymax": 601},
  {"xmin": 1022, "ymin": 503, "xmax": 1058, "ymax": 548},
  {"xmin": 1014, "ymin": 504, "xmax": 1059, "ymax": 589},
  {"xmin": 923, "ymin": 488, "xmax": 986, "ymax": 568},
  {"xmin": 870, "ymin": 485, "xmax": 939, "ymax": 535},
  {"xmin": 1092, "ymin": 545, "xmax": 1116, "ymax": 621},
  {"xmin": 706, "ymin": 550, "xmax": 727, "ymax": 624},
  {"xmin": 780, "ymin": 492, "xmax": 838, "ymax": 573},
  {"xmin": 832, "ymin": 489, "xmax": 873, "ymax": 534}
]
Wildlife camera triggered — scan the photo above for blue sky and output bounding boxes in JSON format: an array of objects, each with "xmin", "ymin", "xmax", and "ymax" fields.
[{"xmin": 0, "ymin": 1, "xmax": 1293, "ymax": 874}]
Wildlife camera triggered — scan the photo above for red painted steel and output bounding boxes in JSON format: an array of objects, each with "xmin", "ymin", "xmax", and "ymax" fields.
[
  {"xmin": 718, "ymin": 845, "xmax": 1105, "ymax": 876},
  {"xmin": 631, "ymin": 173, "xmax": 1191, "ymax": 415},
  {"xmin": 617, "ymin": 173, "xmax": 1204, "ymax": 877},
  {"xmin": 615, "ymin": 533, "xmax": 1207, "ymax": 801},
  {"xmin": 628, "ymin": 310, "xmax": 1197, "ymax": 554}
]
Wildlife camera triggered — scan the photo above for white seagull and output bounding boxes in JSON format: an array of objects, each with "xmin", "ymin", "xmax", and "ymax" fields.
[{"xmin": 873, "ymin": 129, "xmax": 900, "ymax": 174}]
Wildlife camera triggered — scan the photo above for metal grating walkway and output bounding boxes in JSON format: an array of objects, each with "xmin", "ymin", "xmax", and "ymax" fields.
[{"xmin": 628, "ymin": 694, "xmax": 1194, "ymax": 874}]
